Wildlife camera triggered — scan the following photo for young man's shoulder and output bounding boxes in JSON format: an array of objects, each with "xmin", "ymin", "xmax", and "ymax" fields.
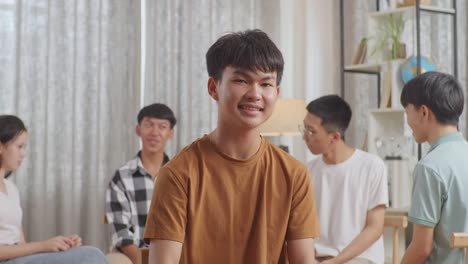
[
  {"xmin": 308, "ymin": 149, "xmax": 384, "ymax": 170},
  {"xmin": 4, "ymin": 178, "xmax": 20, "ymax": 195},
  {"xmin": 351, "ymin": 151, "xmax": 387, "ymax": 181},
  {"xmin": 417, "ymin": 153, "xmax": 441, "ymax": 174},
  {"xmin": 422, "ymin": 139, "xmax": 468, "ymax": 163},
  {"xmin": 417, "ymin": 140, "xmax": 468, "ymax": 182},
  {"xmin": 119, "ymin": 155, "xmax": 140, "ymax": 171},
  {"xmin": 263, "ymin": 139, "xmax": 306, "ymax": 166},
  {"xmin": 355, "ymin": 149, "xmax": 385, "ymax": 166},
  {"xmin": 161, "ymin": 136, "xmax": 210, "ymax": 175},
  {"xmin": 108, "ymin": 153, "xmax": 141, "ymax": 185}
]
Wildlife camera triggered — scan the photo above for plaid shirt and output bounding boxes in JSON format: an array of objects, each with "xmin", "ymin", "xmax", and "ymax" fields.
[{"xmin": 105, "ymin": 152, "xmax": 169, "ymax": 250}]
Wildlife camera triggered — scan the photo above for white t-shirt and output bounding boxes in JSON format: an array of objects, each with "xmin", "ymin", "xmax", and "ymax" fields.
[
  {"xmin": 308, "ymin": 149, "xmax": 388, "ymax": 264},
  {"xmin": 0, "ymin": 179, "xmax": 22, "ymax": 245}
]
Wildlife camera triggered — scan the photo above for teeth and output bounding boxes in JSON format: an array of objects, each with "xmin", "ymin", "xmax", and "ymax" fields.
[{"xmin": 241, "ymin": 106, "xmax": 259, "ymax": 111}]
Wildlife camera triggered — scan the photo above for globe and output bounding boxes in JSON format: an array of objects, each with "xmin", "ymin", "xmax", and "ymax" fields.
[{"xmin": 400, "ymin": 55, "xmax": 437, "ymax": 84}]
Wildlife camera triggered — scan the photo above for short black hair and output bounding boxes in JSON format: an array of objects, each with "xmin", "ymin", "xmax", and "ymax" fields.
[
  {"xmin": 137, "ymin": 103, "xmax": 177, "ymax": 128},
  {"xmin": 400, "ymin": 71, "xmax": 464, "ymax": 125},
  {"xmin": 0, "ymin": 115, "xmax": 27, "ymax": 177},
  {"xmin": 306, "ymin": 95, "xmax": 352, "ymax": 138},
  {"xmin": 206, "ymin": 29, "xmax": 284, "ymax": 85}
]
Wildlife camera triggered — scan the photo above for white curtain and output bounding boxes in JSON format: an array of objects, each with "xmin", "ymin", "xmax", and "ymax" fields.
[{"xmin": 0, "ymin": 0, "xmax": 140, "ymax": 251}]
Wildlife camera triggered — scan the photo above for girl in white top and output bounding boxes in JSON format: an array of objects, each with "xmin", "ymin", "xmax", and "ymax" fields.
[{"xmin": 0, "ymin": 115, "xmax": 105, "ymax": 264}]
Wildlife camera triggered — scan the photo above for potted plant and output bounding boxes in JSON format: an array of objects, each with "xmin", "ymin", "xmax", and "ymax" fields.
[{"xmin": 371, "ymin": 13, "xmax": 406, "ymax": 61}]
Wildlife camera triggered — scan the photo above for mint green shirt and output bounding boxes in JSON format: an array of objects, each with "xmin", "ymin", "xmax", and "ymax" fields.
[{"xmin": 409, "ymin": 132, "xmax": 468, "ymax": 263}]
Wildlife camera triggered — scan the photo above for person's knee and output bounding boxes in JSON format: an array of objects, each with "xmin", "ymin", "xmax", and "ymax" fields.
[
  {"xmin": 106, "ymin": 251, "xmax": 132, "ymax": 264},
  {"xmin": 71, "ymin": 246, "xmax": 107, "ymax": 263}
]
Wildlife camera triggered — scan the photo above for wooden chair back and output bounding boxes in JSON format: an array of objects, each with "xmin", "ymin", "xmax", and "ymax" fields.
[
  {"xmin": 137, "ymin": 248, "xmax": 149, "ymax": 264},
  {"xmin": 384, "ymin": 214, "xmax": 408, "ymax": 264},
  {"xmin": 103, "ymin": 212, "xmax": 149, "ymax": 264},
  {"xmin": 450, "ymin": 232, "xmax": 468, "ymax": 264}
]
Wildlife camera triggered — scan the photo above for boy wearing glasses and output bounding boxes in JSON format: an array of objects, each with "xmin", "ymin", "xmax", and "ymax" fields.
[
  {"xmin": 302, "ymin": 95, "xmax": 387, "ymax": 264},
  {"xmin": 106, "ymin": 103, "xmax": 176, "ymax": 264},
  {"xmin": 144, "ymin": 29, "xmax": 320, "ymax": 263}
]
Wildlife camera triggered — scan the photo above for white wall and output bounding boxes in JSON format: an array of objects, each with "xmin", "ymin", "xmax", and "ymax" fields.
[{"xmin": 278, "ymin": 0, "xmax": 341, "ymax": 163}]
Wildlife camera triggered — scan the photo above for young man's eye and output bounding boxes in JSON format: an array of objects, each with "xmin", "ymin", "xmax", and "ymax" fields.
[
  {"xmin": 233, "ymin": 79, "xmax": 247, "ymax": 84},
  {"xmin": 262, "ymin": 83, "xmax": 275, "ymax": 87}
]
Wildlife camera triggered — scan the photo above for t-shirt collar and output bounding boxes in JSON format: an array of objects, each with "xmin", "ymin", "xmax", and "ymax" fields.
[
  {"xmin": 429, "ymin": 132, "xmax": 464, "ymax": 153},
  {"xmin": 134, "ymin": 151, "xmax": 170, "ymax": 177}
]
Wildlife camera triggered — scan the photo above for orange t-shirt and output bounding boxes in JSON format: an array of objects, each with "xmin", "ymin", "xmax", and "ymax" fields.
[{"xmin": 144, "ymin": 135, "xmax": 319, "ymax": 263}]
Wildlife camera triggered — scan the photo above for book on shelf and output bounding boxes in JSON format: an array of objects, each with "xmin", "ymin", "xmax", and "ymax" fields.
[
  {"xmin": 351, "ymin": 37, "xmax": 368, "ymax": 65},
  {"xmin": 380, "ymin": 71, "xmax": 392, "ymax": 108}
]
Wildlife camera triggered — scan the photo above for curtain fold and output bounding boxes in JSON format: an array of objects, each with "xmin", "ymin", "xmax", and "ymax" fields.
[{"xmin": 0, "ymin": 0, "xmax": 140, "ymax": 251}]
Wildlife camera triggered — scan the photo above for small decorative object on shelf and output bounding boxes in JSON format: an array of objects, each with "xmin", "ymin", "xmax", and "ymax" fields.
[
  {"xmin": 386, "ymin": 136, "xmax": 403, "ymax": 160},
  {"xmin": 386, "ymin": 0, "xmax": 402, "ymax": 9},
  {"xmin": 398, "ymin": 0, "xmax": 432, "ymax": 7},
  {"xmin": 400, "ymin": 55, "xmax": 436, "ymax": 84},
  {"xmin": 374, "ymin": 137, "xmax": 386, "ymax": 157},
  {"xmin": 374, "ymin": 136, "xmax": 407, "ymax": 160}
]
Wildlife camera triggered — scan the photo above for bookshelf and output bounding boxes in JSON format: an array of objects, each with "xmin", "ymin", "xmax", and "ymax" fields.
[{"xmin": 340, "ymin": 1, "xmax": 458, "ymax": 261}]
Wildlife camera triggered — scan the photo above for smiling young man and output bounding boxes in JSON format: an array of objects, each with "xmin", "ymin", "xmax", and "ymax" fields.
[
  {"xmin": 302, "ymin": 95, "xmax": 388, "ymax": 264},
  {"xmin": 400, "ymin": 72, "xmax": 468, "ymax": 264},
  {"xmin": 144, "ymin": 29, "xmax": 320, "ymax": 263},
  {"xmin": 106, "ymin": 103, "xmax": 176, "ymax": 264}
]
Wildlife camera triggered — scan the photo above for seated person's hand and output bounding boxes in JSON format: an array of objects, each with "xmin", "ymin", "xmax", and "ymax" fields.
[
  {"xmin": 67, "ymin": 234, "xmax": 82, "ymax": 247},
  {"xmin": 42, "ymin": 236, "xmax": 73, "ymax": 252}
]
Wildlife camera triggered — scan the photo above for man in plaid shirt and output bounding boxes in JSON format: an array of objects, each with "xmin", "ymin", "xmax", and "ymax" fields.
[{"xmin": 105, "ymin": 103, "xmax": 176, "ymax": 264}]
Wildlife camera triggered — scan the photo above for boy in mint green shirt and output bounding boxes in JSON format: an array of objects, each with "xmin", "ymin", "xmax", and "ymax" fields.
[{"xmin": 400, "ymin": 71, "xmax": 468, "ymax": 263}]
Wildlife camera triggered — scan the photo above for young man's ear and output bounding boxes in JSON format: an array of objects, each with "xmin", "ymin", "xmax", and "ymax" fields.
[
  {"xmin": 168, "ymin": 127, "xmax": 175, "ymax": 139},
  {"xmin": 420, "ymin": 105, "xmax": 431, "ymax": 122},
  {"xmin": 421, "ymin": 105, "xmax": 428, "ymax": 115},
  {"xmin": 208, "ymin": 77, "xmax": 219, "ymax": 101},
  {"xmin": 135, "ymin": 125, "xmax": 141, "ymax": 137},
  {"xmin": 330, "ymin": 131, "xmax": 341, "ymax": 143}
]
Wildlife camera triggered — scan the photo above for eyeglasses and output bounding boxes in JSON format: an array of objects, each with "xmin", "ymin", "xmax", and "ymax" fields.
[
  {"xmin": 140, "ymin": 122, "xmax": 170, "ymax": 131},
  {"xmin": 298, "ymin": 125, "xmax": 315, "ymax": 138},
  {"xmin": 298, "ymin": 125, "xmax": 338, "ymax": 138}
]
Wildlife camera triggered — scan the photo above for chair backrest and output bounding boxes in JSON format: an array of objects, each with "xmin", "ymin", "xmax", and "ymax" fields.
[
  {"xmin": 102, "ymin": 213, "xmax": 109, "ymax": 224},
  {"xmin": 384, "ymin": 214, "xmax": 408, "ymax": 264},
  {"xmin": 137, "ymin": 248, "xmax": 149, "ymax": 264},
  {"xmin": 450, "ymin": 232, "xmax": 468, "ymax": 264},
  {"xmin": 103, "ymin": 212, "xmax": 149, "ymax": 264}
]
